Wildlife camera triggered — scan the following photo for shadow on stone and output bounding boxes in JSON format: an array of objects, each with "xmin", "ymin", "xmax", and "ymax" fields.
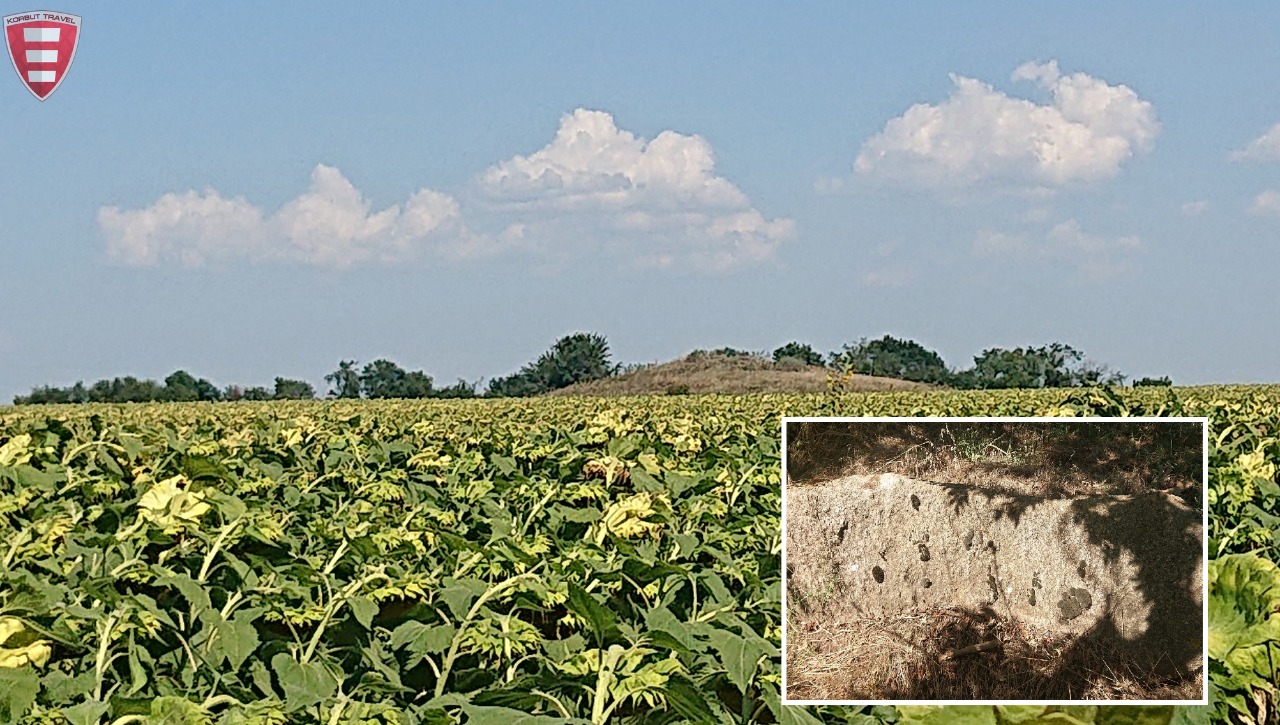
[{"xmin": 784, "ymin": 473, "xmax": 1204, "ymax": 700}]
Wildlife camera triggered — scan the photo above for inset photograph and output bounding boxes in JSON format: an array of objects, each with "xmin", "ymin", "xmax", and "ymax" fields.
[{"xmin": 781, "ymin": 418, "xmax": 1207, "ymax": 704}]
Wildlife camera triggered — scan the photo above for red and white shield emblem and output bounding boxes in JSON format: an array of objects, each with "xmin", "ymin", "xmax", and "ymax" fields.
[{"xmin": 4, "ymin": 10, "xmax": 80, "ymax": 101}]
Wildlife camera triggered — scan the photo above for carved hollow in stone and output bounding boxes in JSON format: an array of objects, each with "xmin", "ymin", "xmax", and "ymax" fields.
[{"xmin": 1058, "ymin": 587, "xmax": 1093, "ymax": 621}]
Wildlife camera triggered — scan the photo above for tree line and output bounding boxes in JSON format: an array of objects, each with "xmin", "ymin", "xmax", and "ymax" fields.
[
  {"xmin": 10, "ymin": 333, "xmax": 612, "ymax": 405},
  {"xmin": 773, "ymin": 335, "xmax": 1171, "ymax": 389},
  {"xmin": 10, "ymin": 332, "xmax": 1170, "ymax": 405}
]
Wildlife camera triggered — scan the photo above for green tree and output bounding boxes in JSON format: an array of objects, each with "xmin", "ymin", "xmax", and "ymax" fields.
[
  {"xmin": 325, "ymin": 360, "xmax": 362, "ymax": 399},
  {"xmin": 273, "ymin": 377, "xmax": 316, "ymax": 400},
  {"xmin": 163, "ymin": 370, "xmax": 221, "ymax": 402},
  {"xmin": 487, "ymin": 371, "xmax": 547, "ymax": 398},
  {"xmin": 242, "ymin": 386, "xmax": 272, "ymax": 400},
  {"xmin": 404, "ymin": 371, "xmax": 434, "ymax": 397},
  {"xmin": 772, "ymin": 342, "xmax": 825, "ymax": 367},
  {"xmin": 430, "ymin": 379, "xmax": 479, "ymax": 399},
  {"xmin": 829, "ymin": 335, "xmax": 950, "ymax": 384},
  {"xmin": 90, "ymin": 376, "xmax": 165, "ymax": 403},
  {"xmin": 538, "ymin": 332, "xmax": 615, "ymax": 389},
  {"xmin": 359, "ymin": 359, "xmax": 407, "ymax": 399},
  {"xmin": 224, "ymin": 385, "xmax": 274, "ymax": 401},
  {"xmin": 358, "ymin": 359, "xmax": 433, "ymax": 399},
  {"xmin": 487, "ymin": 332, "xmax": 615, "ymax": 397},
  {"xmin": 962, "ymin": 348, "xmax": 1046, "ymax": 389},
  {"xmin": 959, "ymin": 343, "xmax": 1124, "ymax": 389},
  {"xmin": 1134, "ymin": 376, "xmax": 1173, "ymax": 387},
  {"xmin": 13, "ymin": 385, "xmax": 76, "ymax": 405}
]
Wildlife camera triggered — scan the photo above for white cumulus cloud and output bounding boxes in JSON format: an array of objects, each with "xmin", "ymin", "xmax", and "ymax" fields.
[
  {"xmin": 100, "ymin": 165, "xmax": 480, "ymax": 268},
  {"xmin": 1249, "ymin": 190, "xmax": 1280, "ymax": 216},
  {"xmin": 974, "ymin": 219, "xmax": 1141, "ymax": 281},
  {"xmin": 477, "ymin": 108, "xmax": 793, "ymax": 271},
  {"xmin": 855, "ymin": 61, "xmax": 1158, "ymax": 188},
  {"xmin": 973, "ymin": 229, "xmax": 1029, "ymax": 255},
  {"xmin": 101, "ymin": 110, "xmax": 788, "ymax": 274},
  {"xmin": 1233, "ymin": 123, "xmax": 1280, "ymax": 162},
  {"xmin": 1180, "ymin": 200, "xmax": 1210, "ymax": 216},
  {"xmin": 860, "ymin": 267, "xmax": 915, "ymax": 288}
]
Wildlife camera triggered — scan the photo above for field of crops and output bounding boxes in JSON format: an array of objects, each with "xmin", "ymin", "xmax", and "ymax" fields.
[{"xmin": 1, "ymin": 386, "xmax": 1278, "ymax": 724}]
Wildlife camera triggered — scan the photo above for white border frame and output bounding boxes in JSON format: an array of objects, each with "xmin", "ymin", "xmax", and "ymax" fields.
[{"xmin": 779, "ymin": 415, "xmax": 1211, "ymax": 707}]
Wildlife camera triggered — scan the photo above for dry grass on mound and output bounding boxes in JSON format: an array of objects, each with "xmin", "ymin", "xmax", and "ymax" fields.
[
  {"xmin": 786, "ymin": 421, "xmax": 1203, "ymax": 508},
  {"xmin": 785, "ymin": 603, "xmax": 1201, "ymax": 701},
  {"xmin": 549, "ymin": 354, "xmax": 931, "ymax": 397}
]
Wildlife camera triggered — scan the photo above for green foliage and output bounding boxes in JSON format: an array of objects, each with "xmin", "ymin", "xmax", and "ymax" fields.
[
  {"xmin": 773, "ymin": 342, "xmax": 826, "ymax": 367},
  {"xmin": 11, "ymin": 383, "xmax": 92, "ymax": 405},
  {"xmin": 163, "ymin": 371, "xmax": 222, "ymax": 402},
  {"xmin": 484, "ymin": 370, "xmax": 546, "ymax": 398},
  {"xmin": 430, "ymin": 379, "xmax": 479, "ymax": 399},
  {"xmin": 956, "ymin": 343, "xmax": 1124, "ymax": 390},
  {"xmin": 324, "ymin": 360, "xmax": 362, "ymax": 399},
  {"xmin": 14, "ymin": 371, "xmax": 226, "ymax": 405},
  {"xmin": 0, "ymin": 385, "xmax": 1276, "ymax": 722},
  {"xmin": 359, "ymin": 359, "xmax": 434, "ymax": 399},
  {"xmin": 1207, "ymin": 417, "xmax": 1280, "ymax": 558},
  {"xmin": 488, "ymin": 332, "xmax": 615, "ymax": 397},
  {"xmin": 897, "ymin": 706, "xmax": 1181, "ymax": 725},
  {"xmin": 0, "ymin": 394, "xmax": 783, "ymax": 722},
  {"xmin": 686, "ymin": 347, "xmax": 760, "ymax": 361},
  {"xmin": 1208, "ymin": 554, "xmax": 1280, "ymax": 724},
  {"xmin": 1136, "ymin": 376, "xmax": 1175, "ymax": 387},
  {"xmin": 223, "ymin": 385, "xmax": 272, "ymax": 402},
  {"xmin": 271, "ymin": 377, "xmax": 315, "ymax": 400},
  {"xmin": 829, "ymin": 335, "xmax": 950, "ymax": 384}
]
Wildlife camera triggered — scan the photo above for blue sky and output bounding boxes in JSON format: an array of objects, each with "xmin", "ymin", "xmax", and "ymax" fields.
[{"xmin": 2, "ymin": 2, "xmax": 1279, "ymax": 400}]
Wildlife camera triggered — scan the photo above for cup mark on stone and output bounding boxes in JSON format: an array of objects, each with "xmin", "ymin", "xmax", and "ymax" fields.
[
  {"xmin": 918, "ymin": 543, "xmax": 931, "ymax": 562},
  {"xmin": 872, "ymin": 565, "xmax": 885, "ymax": 583},
  {"xmin": 1077, "ymin": 560, "xmax": 1087, "ymax": 579},
  {"xmin": 922, "ymin": 577, "xmax": 932, "ymax": 589},
  {"xmin": 1029, "ymin": 588, "xmax": 1037, "ymax": 606},
  {"xmin": 910, "ymin": 493, "xmax": 920, "ymax": 510},
  {"xmin": 964, "ymin": 530, "xmax": 976, "ymax": 551},
  {"xmin": 1058, "ymin": 587, "xmax": 1093, "ymax": 621}
]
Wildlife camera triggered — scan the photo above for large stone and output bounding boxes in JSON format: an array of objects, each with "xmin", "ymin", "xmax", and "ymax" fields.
[{"xmin": 785, "ymin": 473, "xmax": 1204, "ymax": 676}]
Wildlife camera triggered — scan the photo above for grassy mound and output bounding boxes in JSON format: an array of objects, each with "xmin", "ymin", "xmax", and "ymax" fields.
[{"xmin": 550, "ymin": 352, "xmax": 932, "ymax": 396}]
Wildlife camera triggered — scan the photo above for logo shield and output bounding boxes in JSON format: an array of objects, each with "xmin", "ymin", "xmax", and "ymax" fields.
[{"xmin": 4, "ymin": 11, "xmax": 80, "ymax": 101}]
